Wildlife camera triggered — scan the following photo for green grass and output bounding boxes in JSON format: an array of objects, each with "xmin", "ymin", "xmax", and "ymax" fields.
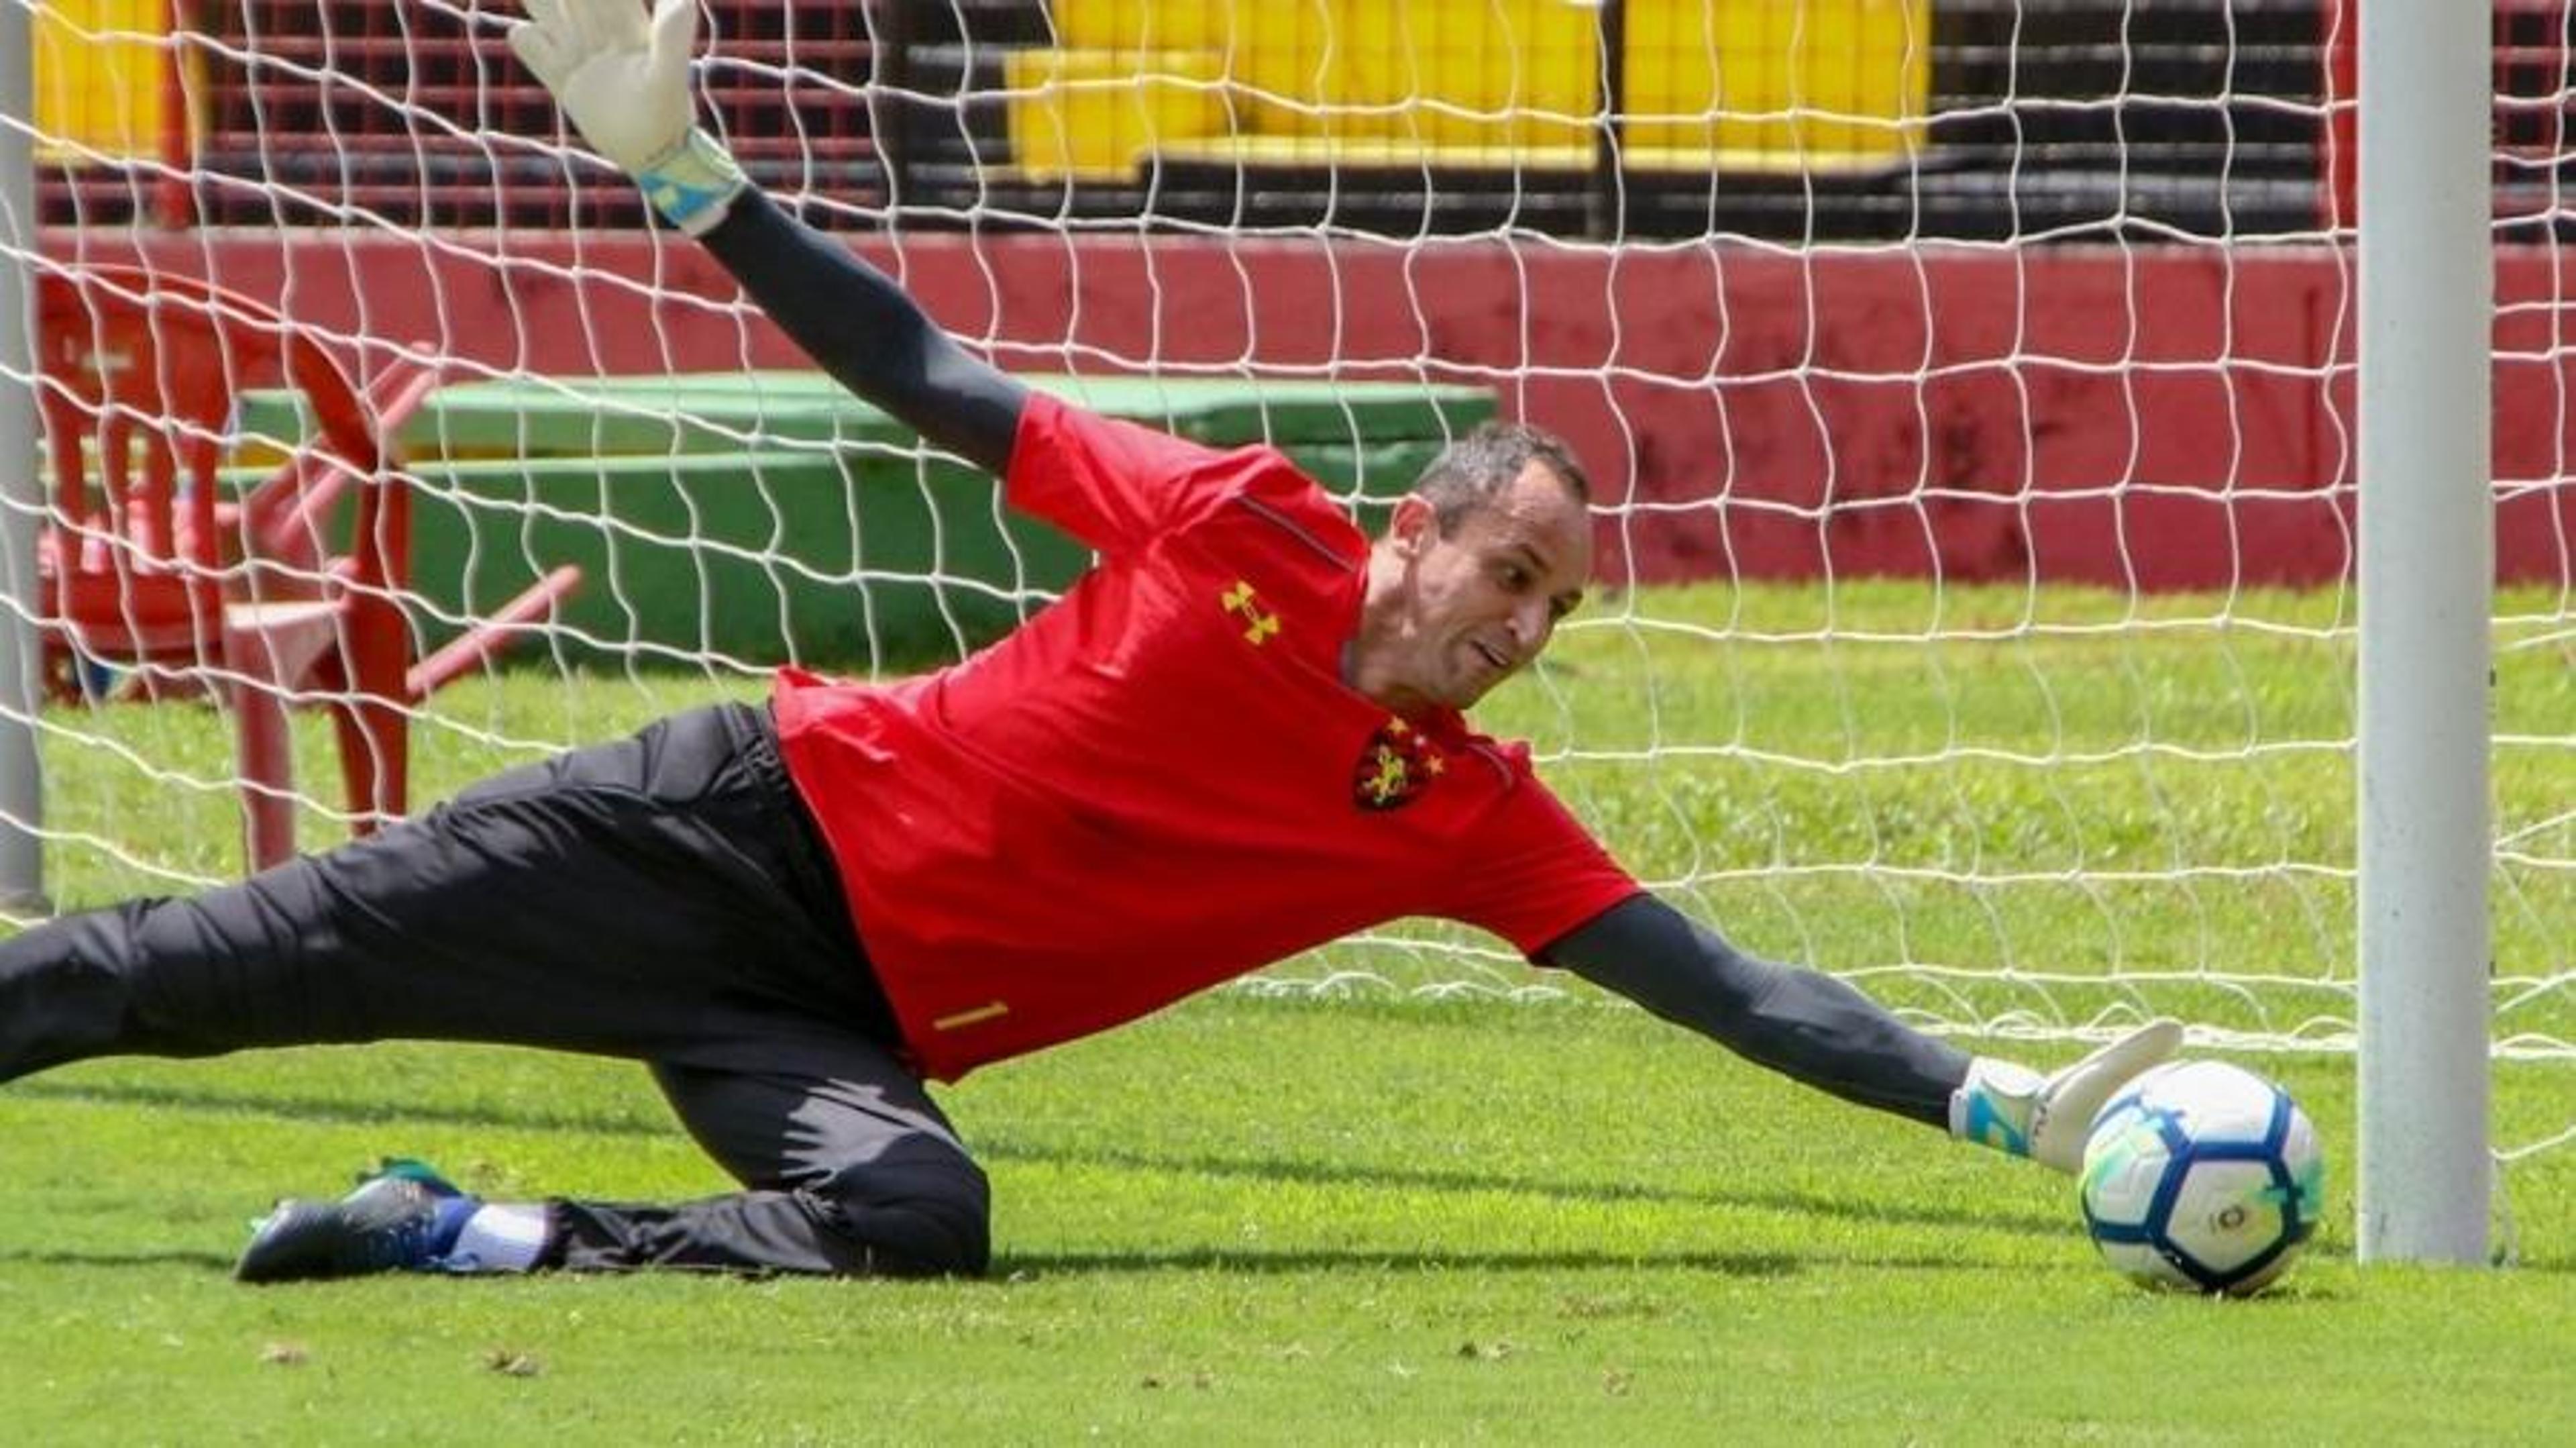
[
  {"xmin": 6, "ymin": 579, "xmax": 2572, "ymax": 1441},
  {"xmin": 3, "ymin": 1004, "xmax": 2569, "ymax": 1443}
]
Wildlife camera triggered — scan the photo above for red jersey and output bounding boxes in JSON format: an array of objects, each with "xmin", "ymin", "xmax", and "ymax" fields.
[{"xmin": 772, "ymin": 393, "xmax": 1640, "ymax": 1080}]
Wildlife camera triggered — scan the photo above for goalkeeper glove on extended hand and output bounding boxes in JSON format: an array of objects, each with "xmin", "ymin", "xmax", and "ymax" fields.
[
  {"xmin": 507, "ymin": 0, "xmax": 747, "ymax": 235},
  {"xmin": 1949, "ymin": 1019, "xmax": 2184, "ymax": 1174}
]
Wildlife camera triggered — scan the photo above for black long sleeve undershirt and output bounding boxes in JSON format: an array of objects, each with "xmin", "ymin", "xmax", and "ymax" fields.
[
  {"xmin": 696, "ymin": 189, "xmax": 1028, "ymax": 476},
  {"xmin": 1544, "ymin": 894, "xmax": 1972, "ymax": 1129}
]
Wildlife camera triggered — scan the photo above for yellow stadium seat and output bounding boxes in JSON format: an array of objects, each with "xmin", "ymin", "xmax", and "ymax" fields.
[
  {"xmin": 1003, "ymin": 48, "xmax": 1232, "ymax": 181},
  {"xmin": 1625, "ymin": 0, "xmax": 1930, "ymax": 161},
  {"xmin": 1011, "ymin": 0, "xmax": 1928, "ymax": 181},
  {"xmin": 1330, "ymin": 0, "xmax": 1598, "ymax": 149},
  {"xmin": 32, "ymin": 0, "xmax": 190, "ymax": 164},
  {"xmin": 1043, "ymin": 0, "xmax": 1339, "ymax": 135}
]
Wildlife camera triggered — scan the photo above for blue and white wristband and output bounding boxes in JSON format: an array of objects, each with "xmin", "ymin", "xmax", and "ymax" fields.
[{"xmin": 637, "ymin": 128, "xmax": 749, "ymax": 236}]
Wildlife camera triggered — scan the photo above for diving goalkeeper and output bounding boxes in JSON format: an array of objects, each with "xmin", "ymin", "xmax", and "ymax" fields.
[{"xmin": 0, "ymin": 0, "xmax": 2180, "ymax": 1283}]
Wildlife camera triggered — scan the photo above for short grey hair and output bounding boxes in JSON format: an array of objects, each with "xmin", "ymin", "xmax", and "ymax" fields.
[{"xmin": 1411, "ymin": 421, "xmax": 1592, "ymax": 535}]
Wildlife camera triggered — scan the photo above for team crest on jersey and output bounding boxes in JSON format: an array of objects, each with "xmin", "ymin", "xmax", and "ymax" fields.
[{"xmin": 1352, "ymin": 717, "xmax": 1445, "ymax": 811}]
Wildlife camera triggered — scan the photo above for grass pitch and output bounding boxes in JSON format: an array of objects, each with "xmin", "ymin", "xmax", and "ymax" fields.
[
  {"xmin": 4, "ymin": 580, "xmax": 2571, "ymax": 1443},
  {"xmin": 3, "ymin": 1005, "xmax": 2568, "ymax": 1444}
]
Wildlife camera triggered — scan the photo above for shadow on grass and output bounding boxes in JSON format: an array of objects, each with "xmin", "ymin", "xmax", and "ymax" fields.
[
  {"xmin": 8, "ymin": 1076, "xmax": 661, "ymax": 1137},
  {"xmin": 983, "ymin": 1139, "xmax": 2074, "ymax": 1240},
  {"xmin": 0, "ymin": 1247, "xmax": 234, "ymax": 1271},
  {"xmin": 11, "ymin": 1078, "xmax": 2072, "ymax": 1241},
  {"xmin": 990, "ymin": 1246, "xmax": 2063, "ymax": 1278},
  {"xmin": 0, "ymin": 1243, "xmax": 2035, "ymax": 1283}
]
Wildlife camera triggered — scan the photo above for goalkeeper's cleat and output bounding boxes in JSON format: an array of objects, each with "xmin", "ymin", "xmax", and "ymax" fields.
[
  {"xmin": 234, "ymin": 1158, "xmax": 479, "ymax": 1284},
  {"xmin": 1950, "ymin": 1019, "xmax": 2186, "ymax": 1174}
]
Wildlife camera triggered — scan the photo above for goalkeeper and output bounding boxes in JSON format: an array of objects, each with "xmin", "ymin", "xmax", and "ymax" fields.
[{"xmin": 0, "ymin": 0, "xmax": 2181, "ymax": 1284}]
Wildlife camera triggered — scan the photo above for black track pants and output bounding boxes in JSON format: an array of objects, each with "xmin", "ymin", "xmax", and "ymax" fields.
[{"xmin": 0, "ymin": 703, "xmax": 989, "ymax": 1278}]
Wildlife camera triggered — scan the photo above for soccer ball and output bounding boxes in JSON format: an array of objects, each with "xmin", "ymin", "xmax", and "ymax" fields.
[{"xmin": 2078, "ymin": 1059, "xmax": 2326, "ymax": 1296}]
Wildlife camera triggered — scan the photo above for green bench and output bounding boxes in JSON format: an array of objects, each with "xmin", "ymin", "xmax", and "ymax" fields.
[{"xmin": 244, "ymin": 373, "xmax": 1495, "ymax": 670}]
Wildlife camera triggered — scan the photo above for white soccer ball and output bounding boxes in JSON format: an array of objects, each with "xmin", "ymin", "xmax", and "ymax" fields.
[{"xmin": 2078, "ymin": 1059, "xmax": 2326, "ymax": 1296}]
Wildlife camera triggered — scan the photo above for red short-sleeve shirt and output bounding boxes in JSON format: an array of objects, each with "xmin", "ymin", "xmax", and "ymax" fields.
[{"xmin": 773, "ymin": 393, "xmax": 1640, "ymax": 1080}]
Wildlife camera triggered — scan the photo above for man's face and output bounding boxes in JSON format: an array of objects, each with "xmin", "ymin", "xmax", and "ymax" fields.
[{"xmin": 1379, "ymin": 461, "xmax": 1593, "ymax": 711}]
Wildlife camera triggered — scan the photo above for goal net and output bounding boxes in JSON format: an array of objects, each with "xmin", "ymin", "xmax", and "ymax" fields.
[{"xmin": 3, "ymin": 1, "xmax": 2567, "ymax": 1241}]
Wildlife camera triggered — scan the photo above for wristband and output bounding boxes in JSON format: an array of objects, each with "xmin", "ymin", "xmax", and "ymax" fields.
[{"xmin": 637, "ymin": 128, "xmax": 748, "ymax": 236}]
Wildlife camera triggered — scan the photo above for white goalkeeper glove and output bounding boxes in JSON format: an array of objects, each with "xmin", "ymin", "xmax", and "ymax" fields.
[
  {"xmin": 506, "ymin": 0, "xmax": 747, "ymax": 235},
  {"xmin": 1949, "ymin": 1019, "xmax": 2184, "ymax": 1174}
]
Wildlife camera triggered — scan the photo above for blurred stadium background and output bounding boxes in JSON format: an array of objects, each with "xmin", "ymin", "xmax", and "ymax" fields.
[{"xmin": 28, "ymin": 2, "xmax": 2576, "ymax": 601}]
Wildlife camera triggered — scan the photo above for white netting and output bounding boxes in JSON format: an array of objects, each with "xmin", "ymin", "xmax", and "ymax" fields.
[{"xmin": 1, "ymin": 1, "xmax": 2566, "ymax": 1225}]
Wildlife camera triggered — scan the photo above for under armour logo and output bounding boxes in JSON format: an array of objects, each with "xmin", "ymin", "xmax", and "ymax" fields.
[{"xmin": 1220, "ymin": 580, "xmax": 1281, "ymax": 645}]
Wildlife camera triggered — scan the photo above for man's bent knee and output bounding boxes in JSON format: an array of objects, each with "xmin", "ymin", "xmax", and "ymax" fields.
[{"xmin": 811, "ymin": 1153, "xmax": 991, "ymax": 1278}]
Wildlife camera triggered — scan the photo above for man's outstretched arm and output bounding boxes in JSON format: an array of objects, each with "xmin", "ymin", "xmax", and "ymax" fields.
[
  {"xmin": 1543, "ymin": 894, "xmax": 2180, "ymax": 1172},
  {"xmin": 508, "ymin": 0, "xmax": 1024, "ymax": 474},
  {"xmin": 696, "ymin": 193, "xmax": 1024, "ymax": 474}
]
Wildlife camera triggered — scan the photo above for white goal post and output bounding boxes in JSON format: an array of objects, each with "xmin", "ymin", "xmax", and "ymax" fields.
[
  {"xmin": 2354, "ymin": 0, "xmax": 2492, "ymax": 1266},
  {"xmin": 0, "ymin": 1, "xmax": 47, "ymax": 913}
]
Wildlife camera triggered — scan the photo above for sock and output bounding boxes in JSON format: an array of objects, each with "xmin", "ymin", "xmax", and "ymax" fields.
[
  {"xmin": 424, "ymin": 1191, "xmax": 478, "ymax": 1255},
  {"xmin": 441, "ymin": 1202, "xmax": 551, "ymax": 1274}
]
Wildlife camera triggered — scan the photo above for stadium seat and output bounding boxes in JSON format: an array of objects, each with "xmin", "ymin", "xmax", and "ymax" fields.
[
  {"xmin": 1002, "ymin": 48, "xmax": 1229, "ymax": 180},
  {"xmin": 31, "ymin": 264, "xmax": 582, "ymax": 870},
  {"xmin": 1010, "ymin": 0, "xmax": 1926, "ymax": 180}
]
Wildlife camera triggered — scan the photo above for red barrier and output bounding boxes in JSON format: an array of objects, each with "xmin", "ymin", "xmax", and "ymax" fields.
[{"xmin": 64, "ymin": 227, "xmax": 2576, "ymax": 592}]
